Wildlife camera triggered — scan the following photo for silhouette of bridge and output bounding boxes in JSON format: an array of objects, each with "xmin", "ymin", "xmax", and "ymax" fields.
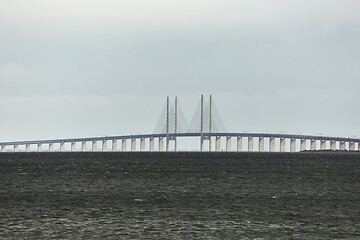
[{"xmin": 1, "ymin": 95, "xmax": 360, "ymax": 152}]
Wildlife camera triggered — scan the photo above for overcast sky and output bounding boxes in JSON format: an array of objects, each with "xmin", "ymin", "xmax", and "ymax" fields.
[{"xmin": 0, "ymin": 0, "xmax": 359, "ymax": 142}]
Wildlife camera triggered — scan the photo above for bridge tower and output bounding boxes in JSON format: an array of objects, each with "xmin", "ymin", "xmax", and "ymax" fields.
[
  {"xmin": 189, "ymin": 94, "xmax": 226, "ymax": 151},
  {"xmin": 200, "ymin": 94, "xmax": 213, "ymax": 151},
  {"xmin": 166, "ymin": 96, "xmax": 169, "ymax": 151},
  {"xmin": 165, "ymin": 96, "xmax": 179, "ymax": 151},
  {"xmin": 154, "ymin": 96, "xmax": 184, "ymax": 151},
  {"xmin": 155, "ymin": 94, "xmax": 225, "ymax": 151}
]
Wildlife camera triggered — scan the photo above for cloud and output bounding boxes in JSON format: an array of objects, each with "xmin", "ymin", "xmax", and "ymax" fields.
[
  {"xmin": 0, "ymin": 64, "xmax": 30, "ymax": 79},
  {"xmin": 1, "ymin": 0, "xmax": 359, "ymax": 29},
  {"xmin": 0, "ymin": 0, "xmax": 359, "ymax": 140}
]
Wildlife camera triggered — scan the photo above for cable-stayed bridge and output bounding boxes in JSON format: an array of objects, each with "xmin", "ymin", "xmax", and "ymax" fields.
[{"xmin": 1, "ymin": 95, "xmax": 360, "ymax": 152}]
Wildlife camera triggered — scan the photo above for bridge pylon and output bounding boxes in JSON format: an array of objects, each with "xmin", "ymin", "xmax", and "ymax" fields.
[
  {"xmin": 188, "ymin": 94, "xmax": 226, "ymax": 151},
  {"xmin": 155, "ymin": 94, "xmax": 226, "ymax": 151},
  {"xmin": 165, "ymin": 96, "xmax": 178, "ymax": 152},
  {"xmin": 200, "ymin": 94, "xmax": 213, "ymax": 151},
  {"xmin": 154, "ymin": 96, "xmax": 187, "ymax": 151}
]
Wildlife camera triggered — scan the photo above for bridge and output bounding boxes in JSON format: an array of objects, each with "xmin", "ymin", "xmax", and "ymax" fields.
[{"xmin": 1, "ymin": 95, "xmax": 360, "ymax": 152}]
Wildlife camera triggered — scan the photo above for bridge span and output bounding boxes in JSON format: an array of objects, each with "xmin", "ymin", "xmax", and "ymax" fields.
[
  {"xmin": 0, "ymin": 132, "xmax": 360, "ymax": 153},
  {"xmin": 1, "ymin": 95, "xmax": 359, "ymax": 152}
]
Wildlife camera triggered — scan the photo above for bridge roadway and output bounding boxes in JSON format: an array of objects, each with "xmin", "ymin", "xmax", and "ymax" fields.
[{"xmin": 1, "ymin": 132, "xmax": 360, "ymax": 152}]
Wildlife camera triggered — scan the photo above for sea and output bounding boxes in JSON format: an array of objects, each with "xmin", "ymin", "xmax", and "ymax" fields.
[{"xmin": 1, "ymin": 152, "xmax": 360, "ymax": 239}]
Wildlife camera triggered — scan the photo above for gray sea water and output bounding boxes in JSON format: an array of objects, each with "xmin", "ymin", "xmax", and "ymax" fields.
[{"xmin": 1, "ymin": 152, "xmax": 360, "ymax": 239}]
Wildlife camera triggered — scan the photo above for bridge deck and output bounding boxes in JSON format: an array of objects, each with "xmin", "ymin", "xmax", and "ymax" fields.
[{"xmin": 1, "ymin": 132, "xmax": 359, "ymax": 146}]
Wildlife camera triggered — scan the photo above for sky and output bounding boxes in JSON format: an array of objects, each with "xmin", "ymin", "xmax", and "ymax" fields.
[{"xmin": 0, "ymin": 0, "xmax": 360, "ymax": 143}]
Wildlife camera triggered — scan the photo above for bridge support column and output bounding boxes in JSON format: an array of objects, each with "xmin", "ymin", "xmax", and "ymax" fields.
[
  {"xmin": 82, "ymin": 141, "xmax": 87, "ymax": 151},
  {"xmin": 300, "ymin": 139, "xmax": 306, "ymax": 151},
  {"xmin": 208, "ymin": 136, "xmax": 211, "ymax": 152},
  {"xmin": 131, "ymin": 138, "xmax": 136, "ymax": 151},
  {"xmin": 290, "ymin": 138, "xmax": 296, "ymax": 152},
  {"xmin": 166, "ymin": 136, "xmax": 170, "ymax": 152},
  {"xmin": 37, "ymin": 143, "xmax": 42, "ymax": 152},
  {"xmin": 92, "ymin": 141, "xmax": 97, "ymax": 151},
  {"xmin": 349, "ymin": 142, "xmax": 355, "ymax": 151},
  {"xmin": 320, "ymin": 140, "xmax": 326, "ymax": 150},
  {"xmin": 248, "ymin": 137, "xmax": 253, "ymax": 152},
  {"xmin": 102, "ymin": 140, "xmax": 108, "ymax": 151},
  {"xmin": 215, "ymin": 136, "xmax": 221, "ymax": 152},
  {"xmin": 330, "ymin": 141, "xmax": 336, "ymax": 151},
  {"xmin": 200, "ymin": 136, "xmax": 204, "ymax": 152},
  {"xmin": 226, "ymin": 136, "xmax": 231, "ymax": 152},
  {"xmin": 311, "ymin": 139, "xmax": 316, "ymax": 151},
  {"xmin": 112, "ymin": 140, "xmax": 117, "ymax": 152},
  {"xmin": 71, "ymin": 142, "xmax": 76, "ymax": 152},
  {"xmin": 149, "ymin": 137, "xmax": 155, "ymax": 151},
  {"xmin": 140, "ymin": 138, "xmax": 145, "ymax": 151},
  {"xmin": 13, "ymin": 144, "xmax": 19, "ymax": 152},
  {"xmin": 269, "ymin": 137, "xmax": 275, "ymax": 152},
  {"xmin": 159, "ymin": 137, "xmax": 164, "ymax": 151},
  {"xmin": 259, "ymin": 137, "xmax": 265, "ymax": 152},
  {"xmin": 175, "ymin": 137, "xmax": 178, "ymax": 152},
  {"xmin": 237, "ymin": 137, "xmax": 242, "ymax": 152},
  {"xmin": 60, "ymin": 142, "xmax": 66, "ymax": 152},
  {"xmin": 122, "ymin": 139, "xmax": 127, "ymax": 151},
  {"xmin": 280, "ymin": 138, "xmax": 286, "ymax": 152},
  {"xmin": 1, "ymin": 145, "xmax": 5, "ymax": 152},
  {"xmin": 49, "ymin": 143, "xmax": 54, "ymax": 152},
  {"xmin": 25, "ymin": 144, "xmax": 31, "ymax": 152},
  {"xmin": 340, "ymin": 141, "xmax": 346, "ymax": 150}
]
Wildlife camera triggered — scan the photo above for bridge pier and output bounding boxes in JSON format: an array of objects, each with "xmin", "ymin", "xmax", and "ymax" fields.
[
  {"xmin": 159, "ymin": 137, "xmax": 164, "ymax": 151},
  {"xmin": 37, "ymin": 143, "xmax": 42, "ymax": 152},
  {"xmin": 60, "ymin": 142, "xmax": 66, "ymax": 152},
  {"xmin": 280, "ymin": 138, "xmax": 286, "ymax": 152},
  {"xmin": 340, "ymin": 141, "xmax": 346, "ymax": 150},
  {"xmin": 122, "ymin": 139, "xmax": 127, "ymax": 151},
  {"xmin": 112, "ymin": 140, "xmax": 117, "ymax": 151},
  {"xmin": 237, "ymin": 137, "xmax": 242, "ymax": 152},
  {"xmin": 166, "ymin": 136, "xmax": 170, "ymax": 152},
  {"xmin": 215, "ymin": 136, "xmax": 221, "ymax": 151},
  {"xmin": 71, "ymin": 142, "xmax": 76, "ymax": 152},
  {"xmin": 92, "ymin": 141, "xmax": 97, "ymax": 151},
  {"xmin": 300, "ymin": 139, "xmax": 306, "ymax": 151},
  {"xmin": 1, "ymin": 145, "xmax": 5, "ymax": 152},
  {"xmin": 248, "ymin": 137, "xmax": 253, "ymax": 152},
  {"xmin": 49, "ymin": 143, "xmax": 54, "ymax": 152},
  {"xmin": 200, "ymin": 136, "xmax": 204, "ymax": 152},
  {"xmin": 349, "ymin": 142, "xmax": 355, "ymax": 151},
  {"xmin": 208, "ymin": 136, "xmax": 211, "ymax": 152},
  {"xmin": 259, "ymin": 137, "xmax": 264, "ymax": 152},
  {"xmin": 175, "ymin": 137, "xmax": 178, "ymax": 152},
  {"xmin": 149, "ymin": 137, "xmax": 155, "ymax": 151},
  {"xmin": 102, "ymin": 140, "xmax": 108, "ymax": 151},
  {"xmin": 82, "ymin": 141, "xmax": 87, "ymax": 151},
  {"xmin": 140, "ymin": 138, "xmax": 145, "ymax": 151},
  {"xmin": 13, "ymin": 144, "xmax": 19, "ymax": 152},
  {"xmin": 269, "ymin": 137, "xmax": 275, "ymax": 152},
  {"xmin": 25, "ymin": 144, "xmax": 31, "ymax": 152},
  {"xmin": 311, "ymin": 139, "xmax": 316, "ymax": 151},
  {"xmin": 226, "ymin": 136, "xmax": 231, "ymax": 152},
  {"xmin": 320, "ymin": 140, "xmax": 326, "ymax": 150},
  {"xmin": 290, "ymin": 138, "xmax": 296, "ymax": 152},
  {"xmin": 131, "ymin": 138, "xmax": 136, "ymax": 151},
  {"xmin": 330, "ymin": 141, "xmax": 336, "ymax": 151}
]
